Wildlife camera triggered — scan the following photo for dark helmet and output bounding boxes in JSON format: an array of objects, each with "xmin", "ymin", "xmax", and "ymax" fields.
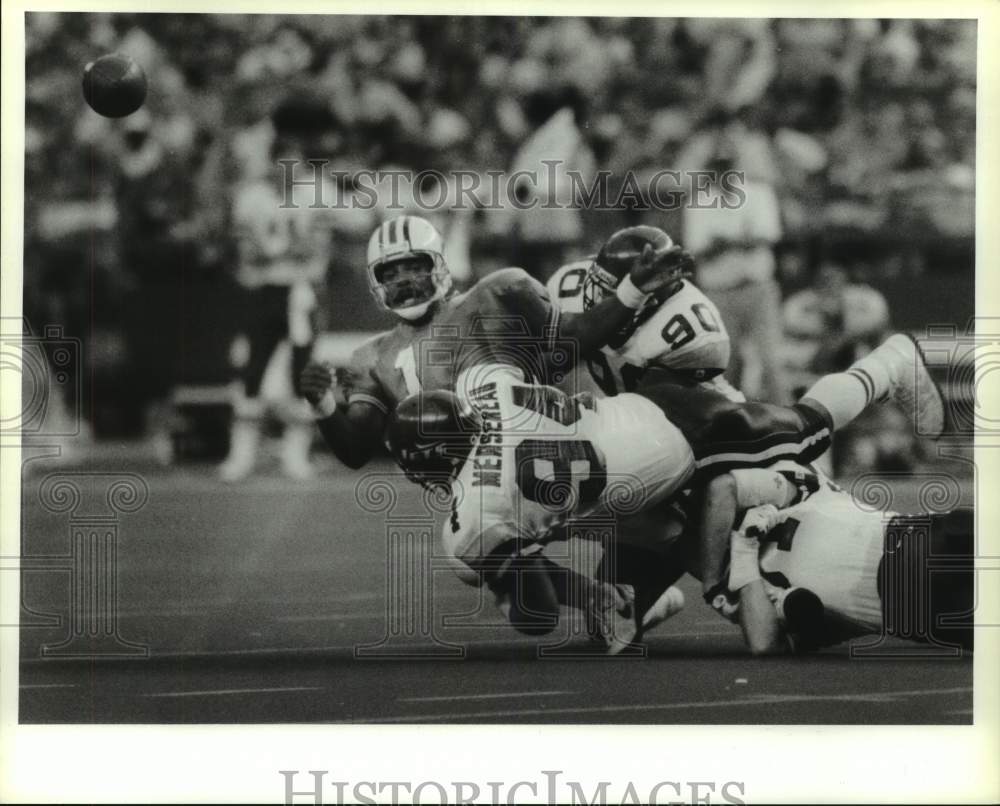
[
  {"xmin": 583, "ymin": 225, "xmax": 693, "ymax": 311},
  {"xmin": 386, "ymin": 390, "xmax": 481, "ymax": 489}
]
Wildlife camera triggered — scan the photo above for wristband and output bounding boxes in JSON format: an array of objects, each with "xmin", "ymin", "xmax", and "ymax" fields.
[
  {"xmin": 728, "ymin": 532, "xmax": 761, "ymax": 591},
  {"xmin": 615, "ymin": 274, "xmax": 649, "ymax": 310},
  {"xmin": 311, "ymin": 388, "xmax": 338, "ymax": 420}
]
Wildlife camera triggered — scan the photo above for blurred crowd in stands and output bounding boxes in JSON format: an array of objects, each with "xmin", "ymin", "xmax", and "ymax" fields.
[{"xmin": 23, "ymin": 13, "xmax": 975, "ymax": 463}]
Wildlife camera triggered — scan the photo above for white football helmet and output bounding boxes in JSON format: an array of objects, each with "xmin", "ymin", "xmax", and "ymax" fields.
[{"xmin": 366, "ymin": 215, "xmax": 452, "ymax": 320}]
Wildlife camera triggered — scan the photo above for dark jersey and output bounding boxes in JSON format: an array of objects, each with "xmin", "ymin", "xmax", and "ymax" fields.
[{"xmin": 338, "ymin": 268, "xmax": 564, "ymax": 414}]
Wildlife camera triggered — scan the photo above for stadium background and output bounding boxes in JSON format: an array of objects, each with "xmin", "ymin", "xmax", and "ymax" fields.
[
  {"xmin": 26, "ymin": 14, "xmax": 974, "ymax": 438},
  {"xmin": 18, "ymin": 14, "xmax": 976, "ymax": 723}
]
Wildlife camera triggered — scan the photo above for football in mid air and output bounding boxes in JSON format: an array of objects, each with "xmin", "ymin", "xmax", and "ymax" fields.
[{"xmin": 82, "ymin": 53, "xmax": 147, "ymax": 118}]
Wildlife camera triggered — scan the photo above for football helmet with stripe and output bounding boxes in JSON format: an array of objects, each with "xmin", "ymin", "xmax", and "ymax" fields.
[{"xmin": 366, "ymin": 215, "xmax": 453, "ymax": 320}]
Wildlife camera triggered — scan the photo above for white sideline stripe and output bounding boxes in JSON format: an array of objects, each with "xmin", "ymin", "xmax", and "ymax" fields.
[
  {"xmin": 399, "ymin": 690, "xmax": 572, "ymax": 703},
  {"xmin": 143, "ymin": 686, "xmax": 323, "ymax": 699},
  {"xmin": 135, "ymin": 627, "xmax": 738, "ymax": 660},
  {"xmin": 19, "ymin": 683, "xmax": 78, "ymax": 690},
  {"xmin": 354, "ymin": 686, "xmax": 972, "ymax": 724}
]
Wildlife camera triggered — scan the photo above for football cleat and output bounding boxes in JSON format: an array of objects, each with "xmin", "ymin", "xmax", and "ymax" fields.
[
  {"xmin": 586, "ymin": 582, "xmax": 638, "ymax": 655},
  {"xmin": 880, "ymin": 333, "xmax": 946, "ymax": 439}
]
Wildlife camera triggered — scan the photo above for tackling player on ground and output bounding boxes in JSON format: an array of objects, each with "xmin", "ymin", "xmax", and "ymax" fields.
[{"xmin": 699, "ymin": 461, "xmax": 973, "ymax": 655}]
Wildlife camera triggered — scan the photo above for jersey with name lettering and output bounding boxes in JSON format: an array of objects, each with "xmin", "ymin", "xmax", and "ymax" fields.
[
  {"xmin": 338, "ymin": 268, "xmax": 565, "ymax": 415},
  {"xmin": 445, "ymin": 370, "xmax": 696, "ymax": 570},
  {"xmin": 547, "ymin": 261, "xmax": 740, "ymax": 400},
  {"xmin": 755, "ymin": 464, "xmax": 892, "ymax": 634}
]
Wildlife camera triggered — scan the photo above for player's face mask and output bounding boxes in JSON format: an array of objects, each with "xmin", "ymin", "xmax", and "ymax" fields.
[
  {"xmin": 584, "ymin": 260, "xmax": 659, "ymax": 348},
  {"xmin": 375, "ymin": 256, "xmax": 438, "ymax": 314},
  {"xmin": 582, "ymin": 262, "xmax": 619, "ymax": 311}
]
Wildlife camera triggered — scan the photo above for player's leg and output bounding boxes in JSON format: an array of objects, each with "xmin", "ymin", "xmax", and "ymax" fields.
[
  {"xmin": 641, "ymin": 335, "xmax": 944, "ymax": 476},
  {"xmin": 636, "ymin": 380, "xmax": 821, "ymax": 472},
  {"xmin": 880, "ymin": 509, "xmax": 974, "ymax": 651},
  {"xmin": 684, "ymin": 395, "xmax": 836, "ymax": 476},
  {"xmin": 288, "ymin": 279, "xmax": 316, "ymax": 399},
  {"xmin": 219, "ymin": 287, "xmax": 286, "ymax": 481},
  {"xmin": 589, "ymin": 504, "xmax": 688, "ymax": 637},
  {"xmin": 279, "ymin": 398, "xmax": 316, "ymax": 480},
  {"xmin": 456, "ymin": 531, "xmax": 638, "ymax": 653},
  {"xmin": 799, "ymin": 333, "xmax": 945, "ymax": 438},
  {"xmin": 278, "ymin": 281, "xmax": 318, "ymax": 479}
]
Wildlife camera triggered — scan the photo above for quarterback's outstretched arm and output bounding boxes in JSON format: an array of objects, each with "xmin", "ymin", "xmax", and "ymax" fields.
[{"xmin": 300, "ymin": 362, "xmax": 385, "ymax": 469}]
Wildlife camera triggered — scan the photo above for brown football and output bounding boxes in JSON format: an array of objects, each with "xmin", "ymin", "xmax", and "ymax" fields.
[{"xmin": 82, "ymin": 53, "xmax": 147, "ymax": 118}]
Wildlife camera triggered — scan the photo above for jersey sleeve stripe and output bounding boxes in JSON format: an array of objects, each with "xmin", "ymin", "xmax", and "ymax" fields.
[{"xmin": 348, "ymin": 393, "xmax": 390, "ymax": 415}]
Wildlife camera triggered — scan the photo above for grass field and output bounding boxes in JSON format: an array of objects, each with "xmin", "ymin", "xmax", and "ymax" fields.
[{"xmin": 16, "ymin": 449, "xmax": 974, "ymax": 724}]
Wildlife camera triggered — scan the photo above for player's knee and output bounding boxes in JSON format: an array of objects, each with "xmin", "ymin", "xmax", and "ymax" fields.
[
  {"xmin": 479, "ymin": 555, "xmax": 559, "ymax": 636},
  {"xmin": 485, "ymin": 555, "xmax": 561, "ymax": 637}
]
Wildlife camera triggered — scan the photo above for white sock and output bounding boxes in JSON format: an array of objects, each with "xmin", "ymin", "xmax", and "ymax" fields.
[{"xmin": 801, "ymin": 351, "xmax": 892, "ymax": 430}]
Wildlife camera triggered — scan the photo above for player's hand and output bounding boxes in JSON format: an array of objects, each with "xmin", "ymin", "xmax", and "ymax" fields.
[
  {"xmin": 628, "ymin": 244, "xmax": 695, "ymax": 294},
  {"xmin": 740, "ymin": 504, "xmax": 780, "ymax": 538},
  {"xmin": 301, "ymin": 361, "xmax": 336, "ymax": 414}
]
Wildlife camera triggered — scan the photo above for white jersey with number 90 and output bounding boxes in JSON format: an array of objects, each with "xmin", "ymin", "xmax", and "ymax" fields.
[{"xmin": 547, "ymin": 260, "xmax": 743, "ymax": 401}]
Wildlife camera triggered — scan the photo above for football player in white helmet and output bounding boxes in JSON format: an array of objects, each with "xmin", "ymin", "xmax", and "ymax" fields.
[{"xmin": 365, "ymin": 215, "xmax": 453, "ymax": 321}]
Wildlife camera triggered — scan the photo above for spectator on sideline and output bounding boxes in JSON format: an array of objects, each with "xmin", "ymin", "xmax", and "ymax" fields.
[{"xmin": 682, "ymin": 113, "xmax": 787, "ymax": 402}]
